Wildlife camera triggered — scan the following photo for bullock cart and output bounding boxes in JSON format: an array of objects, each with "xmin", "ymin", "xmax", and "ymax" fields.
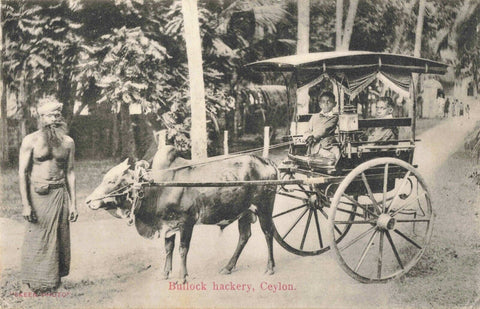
[
  {"xmin": 127, "ymin": 52, "xmax": 447, "ymax": 283},
  {"xmin": 243, "ymin": 51, "xmax": 448, "ymax": 282}
]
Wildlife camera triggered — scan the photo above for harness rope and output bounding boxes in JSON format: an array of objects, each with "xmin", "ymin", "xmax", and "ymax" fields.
[
  {"xmin": 89, "ymin": 185, "xmax": 132, "ymax": 202},
  {"xmin": 144, "ymin": 140, "xmax": 292, "ymax": 176}
]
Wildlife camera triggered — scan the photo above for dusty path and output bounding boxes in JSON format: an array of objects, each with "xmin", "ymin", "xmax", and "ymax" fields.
[{"xmin": 1, "ymin": 113, "xmax": 478, "ymax": 308}]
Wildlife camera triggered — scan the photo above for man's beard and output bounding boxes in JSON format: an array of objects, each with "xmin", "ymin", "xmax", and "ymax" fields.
[{"xmin": 41, "ymin": 121, "xmax": 68, "ymax": 148}]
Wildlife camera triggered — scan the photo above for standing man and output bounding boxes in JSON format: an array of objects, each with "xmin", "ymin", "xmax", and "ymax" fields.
[
  {"xmin": 18, "ymin": 97, "xmax": 78, "ymax": 292},
  {"xmin": 444, "ymin": 98, "xmax": 450, "ymax": 118}
]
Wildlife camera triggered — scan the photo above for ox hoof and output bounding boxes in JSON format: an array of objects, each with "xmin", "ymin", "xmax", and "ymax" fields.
[
  {"xmin": 163, "ymin": 272, "xmax": 170, "ymax": 280},
  {"xmin": 264, "ymin": 268, "xmax": 275, "ymax": 275}
]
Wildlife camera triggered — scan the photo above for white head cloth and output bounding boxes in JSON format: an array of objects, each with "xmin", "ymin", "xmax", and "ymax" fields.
[{"xmin": 37, "ymin": 97, "xmax": 63, "ymax": 116}]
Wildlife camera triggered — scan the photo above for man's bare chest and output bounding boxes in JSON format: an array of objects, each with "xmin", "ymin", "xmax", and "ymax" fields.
[{"xmin": 32, "ymin": 138, "xmax": 69, "ymax": 162}]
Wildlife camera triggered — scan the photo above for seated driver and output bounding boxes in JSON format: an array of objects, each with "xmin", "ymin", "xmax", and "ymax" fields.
[
  {"xmin": 304, "ymin": 91, "xmax": 339, "ymax": 163},
  {"xmin": 362, "ymin": 97, "xmax": 398, "ymax": 142}
]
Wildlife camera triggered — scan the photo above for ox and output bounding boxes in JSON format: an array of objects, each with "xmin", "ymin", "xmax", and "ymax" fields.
[{"xmin": 85, "ymin": 146, "xmax": 278, "ymax": 282}]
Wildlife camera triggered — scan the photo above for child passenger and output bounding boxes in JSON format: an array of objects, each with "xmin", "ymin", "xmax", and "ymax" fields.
[{"xmin": 304, "ymin": 91, "xmax": 339, "ymax": 164}]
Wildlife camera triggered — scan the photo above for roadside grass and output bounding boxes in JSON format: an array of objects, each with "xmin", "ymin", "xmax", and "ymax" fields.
[
  {"xmin": 391, "ymin": 150, "xmax": 480, "ymax": 307},
  {"xmin": 0, "ymin": 158, "xmax": 117, "ymax": 222}
]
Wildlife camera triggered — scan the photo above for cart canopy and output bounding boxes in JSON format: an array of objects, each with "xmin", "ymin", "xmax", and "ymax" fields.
[{"xmin": 246, "ymin": 51, "xmax": 448, "ymax": 98}]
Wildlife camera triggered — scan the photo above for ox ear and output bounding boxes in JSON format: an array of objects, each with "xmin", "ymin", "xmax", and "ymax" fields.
[{"xmin": 120, "ymin": 158, "xmax": 132, "ymax": 172}]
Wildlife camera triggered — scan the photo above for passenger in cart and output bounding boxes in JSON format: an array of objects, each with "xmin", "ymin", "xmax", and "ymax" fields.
[
  {"xmin": 304, "ymin": 91, "xmax": 339, "ymax": 164},
  {"xmin": 362, "ymin": 96, "xmax": 399, "ymax": 143}
]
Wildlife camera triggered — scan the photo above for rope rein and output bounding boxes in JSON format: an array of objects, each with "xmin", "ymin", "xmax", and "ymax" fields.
[
  {"xmin": 89, "ymin": 185, "xmax": 132, "ymax": 202},
  {"xmin": 103, "ymin": 140, "xmax": 293, "ymax": 226}
]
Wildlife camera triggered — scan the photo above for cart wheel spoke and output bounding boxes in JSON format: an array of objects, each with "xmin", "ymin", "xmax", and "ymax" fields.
[
  {"xmin": 383, "ymin": 164, "xmax": 389, "ymax": 212},
  {"xmin": 342, "ymin": 194, "xmax": 378, "ymax": 218},
  {"xmin": 300, "ymin": 210, "xmax": 313, "ymax": 250},
  {"xmin": 391, "ymin": 192, "xmax": 426, "ymax": 217},
  {"xmin": 281, "ymin": 207, "xmax": 309, "ymax": 240},
  {"xmin": 386, "ymin": 171, "xmax": 411, "ymax": 212},
  {"xmin": 329, "ymin": 158, "xmax": 432, "ymax": 282},
  {"xmin": 361, "ymin": 172, "xmax": 381, "ymax": 213},
  {"xmin": 386, "ymin": 230, "xmax": 404, "ymax": 269},
  {"xmin": 337, "ymin": 201, "xmax": 356, "ymax": 207},
  {"xmin": 336, "ymin": 207, "xmax": 363, "ymax": 218},
  {"xmin": 394, "ymin": 229, "xmax": 422, "ymax": 249},
  {"xmin": 312, "ymin": 209, "xmax": 324, "ymax": 249},
  {"xmin": 396, "ymin": 218, "xmax": 430, "ymax": 223},
  {"xmin": 319, "ymin": 208, "xmax": 342, "ymax": 235},
  {"xmin": 333, "ymin": 220, "xmax": 374, "ymax": 225},
  {"xmin": 272, "ymin": 203, "xmax": 308, "ymax": 218},
  {"xmin": 377, "ymin": 231, "xmax": 384, "ymax": 279},
  {"xmin": 277, "ymin": 191, "xmax": 309, "ymax": 201},
  {"xmin": 354, "ymin": 230, "xmax": 378, "ymax": 272},
  {"xmin": 338, "ymin": 226, "xmax": 376, "ymax": 252},
  {"xmin": 273, "ymin": 173, "xmax": 331, "ymax": 256}
]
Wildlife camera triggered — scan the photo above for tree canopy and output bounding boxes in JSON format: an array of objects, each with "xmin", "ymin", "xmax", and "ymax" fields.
[{"xmin": 2, "ymin": 0, "xmax": 478, "ymax": 159}]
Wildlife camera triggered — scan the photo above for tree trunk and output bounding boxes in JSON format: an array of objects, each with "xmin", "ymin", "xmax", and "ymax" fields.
[
  {"xmin": 391, "ymin": 0, "xmax": 416, "ymax": 54},
  {"xmin": 335, "ymin": 0, "xmax": 343, "ymax": 50},
  {"xmin": 59, "ymin": 74, "xmax": 75, "ymax": 125},
  {"xmin": 1, "ymin": 79, "xmax": 8, "ymax": 163},
  {"xmin": 413, "ymin": 0, "xmax": 426, "ymax": 119},
  {"xmin": 297, "ymin": 0, "xmax": 310, "ymax": 54},
  {"xmin": 112, "ymin": 111, "xmax": 120, "ymax": 158},
  {"xmin": 232, "ymin": 72, "xmax": 241, "ymax": 138},
  {"xmin": 119, "ymin": 103, "xmax": 137, "ymax": 160},
  {"xmin": 182, "ymin": 0, "xmax": 208, "ymax": 160},
  {"xmin": 1, "ymin": 20, "xmax": 9, "ymax": 164},
  {"xmin": 414, "ymin": 0, "xmax": 426, "ymax": 58},
  {"xmin": 297, "ymin": 0, "xmax": 310, "ymax": 114},
  {"xmin": 340, "ymin": 0, "xmax": 359, "ymax": 51}
]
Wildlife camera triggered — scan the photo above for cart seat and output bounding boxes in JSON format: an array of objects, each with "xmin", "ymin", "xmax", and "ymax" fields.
[{"xmin": 285, "ymin": 153, "xmax": 338, "ymax": 173}]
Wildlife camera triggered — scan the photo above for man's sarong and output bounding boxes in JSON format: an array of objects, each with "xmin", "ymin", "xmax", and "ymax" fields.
[{"xmin": 21, "ymin": 181, "xmax": 70, "ymax": 290}]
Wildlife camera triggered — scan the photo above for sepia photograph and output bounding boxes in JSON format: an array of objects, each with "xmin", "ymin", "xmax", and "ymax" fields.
[{"xmin": 0, "ymin": 0, "xmax": 479, "ymax": 308}]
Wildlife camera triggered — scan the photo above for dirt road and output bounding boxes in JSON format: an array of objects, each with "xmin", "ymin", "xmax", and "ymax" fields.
[{"xmin": 1, "ymin": 114, "xmax": 478, "ymax": 308}]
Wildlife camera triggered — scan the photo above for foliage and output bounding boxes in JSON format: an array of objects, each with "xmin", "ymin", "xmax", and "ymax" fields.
[
  {"xmin": 455, "ymin": 3, "xmax": 479, "ymax": 87},
  {"xmin": 77, "ymin": 26, "xmax": 169, "ymax": 114},
  {"xmin": 2, "ymin": 0, "xmax": 479, "ymax": 158},
  {"xmin": 2, "ymin": 0, "xmax": 83, "ymax": 119}
]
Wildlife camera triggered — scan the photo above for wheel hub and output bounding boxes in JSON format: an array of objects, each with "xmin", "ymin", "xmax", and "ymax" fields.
[
  {"xmin": 307, "ymin": 194, "xmax": 319, "ymax": 209},
  {"xmin": 376, "ymin": 214, "xmax": 396, "ymax": 230}
]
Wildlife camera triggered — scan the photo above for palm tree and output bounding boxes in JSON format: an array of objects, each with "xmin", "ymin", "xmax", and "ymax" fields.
[
  {"xmin": 182, "ymin": 0, "xmax": 208, "ymax": 160},
  {"xmin": 336, "ymin": 0, "xmax": 359, "ymax": 51},
  {"xmin": 297, "ymin": 0, "xmax": 309, "ymax": 54}
]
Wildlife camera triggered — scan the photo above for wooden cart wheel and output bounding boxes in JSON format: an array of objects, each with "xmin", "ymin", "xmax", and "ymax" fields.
[
  {"xmin": 273, "ymin": 172, "xmax": 356, "ymax": 256},
  {"xmin": 328, "ymin": 158, "xmax": 434, "ymax": 283}
]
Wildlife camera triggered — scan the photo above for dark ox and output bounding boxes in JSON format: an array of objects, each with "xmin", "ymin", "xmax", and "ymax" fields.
[{"xmin": 85, "ymin": 145, "xmax": 278, "ymax": 282}]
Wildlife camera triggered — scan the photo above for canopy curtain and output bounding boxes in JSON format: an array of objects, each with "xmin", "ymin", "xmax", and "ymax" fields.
[
  {"xmin": 298, "ymin": 73, "xmax": 330, "ymax": 92},
  {"xmin": 376, "ymin": 71, "xmax": 411, "ymax": 98},
  {"xmin": 327, "ymin": 69, "xmax": 412, "ymax": 99}
]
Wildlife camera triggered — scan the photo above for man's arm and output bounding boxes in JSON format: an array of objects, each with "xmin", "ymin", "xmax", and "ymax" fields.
[
  {"xmin": 18, "ymin": 135, "xmax": 36, "ymax": 222},
  {"xmin": 65, "ymin": 138, "xmax": 78, "ymax": 222}
]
